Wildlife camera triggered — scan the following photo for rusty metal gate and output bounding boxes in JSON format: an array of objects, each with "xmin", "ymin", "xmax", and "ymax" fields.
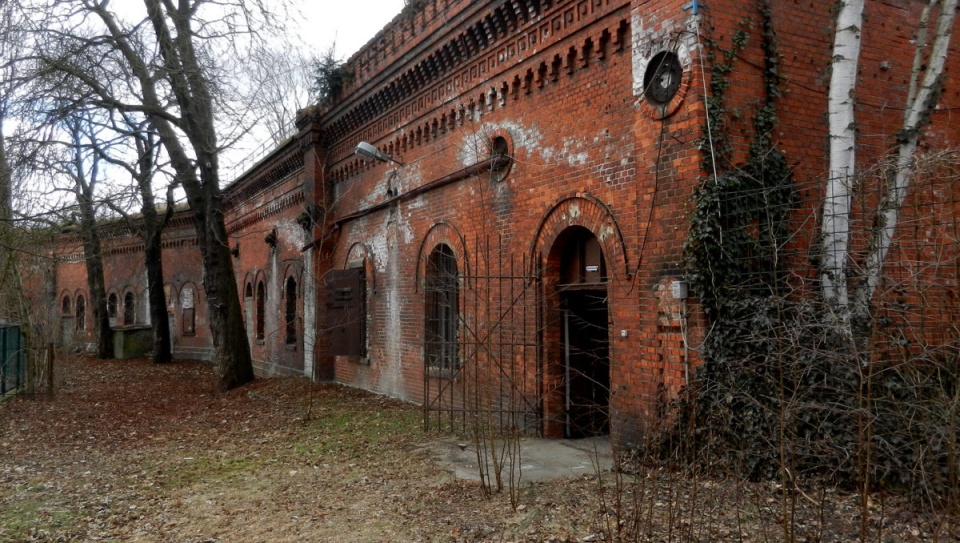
[{"xmin": 423, "ymin": 238, "xmax": 543, "ymax": 435}]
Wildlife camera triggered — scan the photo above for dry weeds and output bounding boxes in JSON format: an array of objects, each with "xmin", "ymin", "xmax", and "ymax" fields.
[{"xmin": 0, "ymin": 355, "xmax": 955, "ymax": 542}]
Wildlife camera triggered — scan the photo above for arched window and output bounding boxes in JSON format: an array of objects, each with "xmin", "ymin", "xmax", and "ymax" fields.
[
  {"xmin": 285, "ymin": 276, "xmax": 298, "ymax": 345},
  {"xmin": 181, "ymin": 284, "xmax": 196, "ymax": 336},
  {"xmin": 424, "ymin": 244, "xmax": 459, "ymax": 372},
  {"xmin": 123, "ymin": 292, "xmax": 135, "ymax": 326},
  {"xmin": 256, "ymin": 280, "xmax": 265, "ymax": 341},
  {"xmin": 75, "ymin": 295, "xmax": 85, "ymax": 330},
  {"xmin": 62, "ymin": 295, "xmax": 72, "ymax": 315},
  {"xmin": 107, "ymin": 293, "xmax": 118, "ymax": 321}
]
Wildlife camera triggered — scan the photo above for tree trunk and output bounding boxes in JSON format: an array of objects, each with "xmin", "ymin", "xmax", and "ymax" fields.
[
  {"xmin": 195, "ymin": 161, "xmax": 254, "ymax": 391},
  {"xmin": 851, "ymin": 0, "xmax": 957, "ymax": 323},
  {"xmin": 77, "ymin": 192, "xmax": 112, "ymax": 359},
  {"xmin": 822, "ymin": 0, "xmax": 864, "ymax": 318},
  {"xmin": 144, "ymin": 230, "xmax": 171, "ymax": 363}
]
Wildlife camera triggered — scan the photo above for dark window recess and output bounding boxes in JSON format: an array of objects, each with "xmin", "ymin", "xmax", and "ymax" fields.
[
  {"xmin": 643, "ymin": 51, "xmax": 682, "ymax": 105},
  {"xmin": 256, "ymin": 281, "xmax": 266, "ymax": 341},
  {"xmin": 62, "ymin": 296, "xmax": 71, "ymax": 315},
  {"xmin": 285, "ymin": 276, "xmax": 298, "ymax": 345},
  {"xmin": 490, "ymin": 135, "xmax": 512, "ymax": 182},
  {"xmin": 107, "ymin": 294, "xmax": 118, "ymax": 319},
  {"xmin": 425, "ymin": 245, "xmax": 459, "ymax": 372},
  {"xmin": 182, "ymin": 308, "xmax": 196, "ymax": 336},
  {"xmin": 75, "ymin": 295, "xmax": 85, "ymax": 330},
  {"xmin": 123, "ymin": 292, "xmax": 135, "ymax": 325},
  {"xmin": 324, "ymin": 268, "xmax": 366, "ymax": 357}
]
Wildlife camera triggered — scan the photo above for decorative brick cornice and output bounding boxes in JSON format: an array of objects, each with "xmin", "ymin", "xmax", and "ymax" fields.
[{"xmin": 325, "ymin": 0, "xmax": 630, "ymax": 182}]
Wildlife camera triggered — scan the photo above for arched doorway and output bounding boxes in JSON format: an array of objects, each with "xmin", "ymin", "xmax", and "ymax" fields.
[{"xmin": 550, "ymin": 226, "xmax": 610, "ymax": 438}]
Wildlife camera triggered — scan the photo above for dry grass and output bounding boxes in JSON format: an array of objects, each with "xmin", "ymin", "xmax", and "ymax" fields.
[{"xmin": 0, "ymin": 355, "xmax": 955, "ymax": 542}]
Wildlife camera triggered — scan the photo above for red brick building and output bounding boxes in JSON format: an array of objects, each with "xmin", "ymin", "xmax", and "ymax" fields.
[{"xmin": 30, "ymin": 0, "xmax": 960, "ymax": 446}]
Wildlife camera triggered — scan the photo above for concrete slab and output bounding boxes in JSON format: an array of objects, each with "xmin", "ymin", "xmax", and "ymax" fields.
[{"xmin": 423, "ymin": 436, "xmax": 613, "ymax": 485}]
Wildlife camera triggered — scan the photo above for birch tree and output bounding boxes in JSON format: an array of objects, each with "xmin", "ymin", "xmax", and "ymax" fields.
[
  {"xmin": 823, "ymin": 0, "xmax": 957, "ymax": 329},
  {"xmin": 850, "ymin": 0, "xmax": 958, "ymax": 323},
  {"xmin": 821, "ymin": 0, "xmax": 864, "ymax": 320}
]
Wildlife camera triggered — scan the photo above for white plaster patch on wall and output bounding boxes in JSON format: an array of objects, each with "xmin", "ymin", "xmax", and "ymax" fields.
[
  {"xmin": 599, "ymin": 224, "xmax": 614, "ymax": 243},
  {"xmin": 561, "ymin": 137, "xmax": 590, "ymax": 167},
  {"xmin": 569, "ymin": 202, "xmax": 581, "ymax": 221},
  {"xmin": 277, "ymin": 218, "xmax": 302, "ymax": 248},
  {"xmin": 395, "ymin": 205, "xmax": 415, "ymax": 246},
  {"xmin": 631, "ymin": 10, "xmax": 647, "ymax": 97},
  {"xmin": 359, "ymin": 171, "xmax": 393, "ymax": 208},
  {"xmin": 379, "ymin": 210, "xmax": 404, "ymax": 398},
  {"xmin": 631, "ymin": 7, "xmax": 698, "ymax": 98},
  {"xmin": 370, "ymin": 235, "xmax": 390, "ymax": 276},
  {"xmin": 457, "ymin": 121, "xmax": 544, "ymax": 167}
]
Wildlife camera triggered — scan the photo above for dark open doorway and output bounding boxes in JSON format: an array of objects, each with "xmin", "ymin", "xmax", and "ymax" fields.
[
  {"xmin": 551, "ymin": 226, "xmax": 611, "ymax": 438},
  {"xmin": 561, "ymin": 288, "xmax": 610, "ymax": 437}
]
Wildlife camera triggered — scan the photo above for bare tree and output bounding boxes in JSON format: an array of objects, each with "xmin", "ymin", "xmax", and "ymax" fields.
[
  {"xmin": 61, "ymin": 111, "xmax": 112, "ymax": 358},
  {"xmin": 96, "ymin": 112, "xmax": 177, "ymax": 364},
  {"xmin": 18, "ymin": 0, "xmax": 295, "ymax": 389}
]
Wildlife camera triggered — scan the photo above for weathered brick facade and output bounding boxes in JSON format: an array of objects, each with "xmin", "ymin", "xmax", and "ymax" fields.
[{"xmin": 30, "ymin": 0, "xmax": 960, "ymax": 447}]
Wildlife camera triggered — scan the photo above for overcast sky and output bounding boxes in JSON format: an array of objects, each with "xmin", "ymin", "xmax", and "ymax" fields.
[{"xmin": 296, "ymin": 0, "xmax": 408, "ymax": 61}]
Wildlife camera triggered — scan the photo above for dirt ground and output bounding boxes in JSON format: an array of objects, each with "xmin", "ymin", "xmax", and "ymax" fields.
[{"xmin": 1, "ymin": 356, "xmax": 957, "ymax": 542}]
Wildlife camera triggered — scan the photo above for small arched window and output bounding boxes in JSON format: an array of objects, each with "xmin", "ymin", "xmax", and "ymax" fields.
[
  {"xmin": 285, "ymin": 276, "xmax": 298, "ymax": 345},
  {"xmin": 256, "ymin": 281, "xmax": 266, "ymax": 341},
  {"xmin": 62, "ymin": 296, "xmax": 72, "ymax": 315},
  {"xmin": 181, "ymin": 284, "xmax": 196, "ymax": 336},
  {"xmin": 123, "ymin": 292, "xmax": 135, "ymax": 326},
  {"xmin": 107, "ymin": 293, "xmax": 118, "ymax": 320},
  {"xmin": 75, "ymin": 295, "xmax": 85, "ymax": 330}
]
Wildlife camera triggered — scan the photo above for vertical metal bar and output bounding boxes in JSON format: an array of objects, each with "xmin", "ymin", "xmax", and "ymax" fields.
[
  {"xmin": 47, "ymin": 343, "xmax": 54, "ymax": 399},
  {"xmin": 564, "ymin": 308, "xmax": 571, "ymax": 437},
  {"xmin": 15, "ymin": 325, "xmax": 22, "ymax": 391},
  {"xmin": 508, "ymin": 247, "xmax": 515, "ymax": 429},
  {"xmin": 535, "ymin": 253, "xmax": 544, "ymax": 436},
  {"xmin": 498, "ymin": 234, "xmax": 504, "ymax": 429}
]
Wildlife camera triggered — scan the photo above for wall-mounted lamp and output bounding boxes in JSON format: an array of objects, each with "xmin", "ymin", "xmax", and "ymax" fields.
[{"xmin": 355, "ymin": 141, "xmax": 404, "ymax": 165}]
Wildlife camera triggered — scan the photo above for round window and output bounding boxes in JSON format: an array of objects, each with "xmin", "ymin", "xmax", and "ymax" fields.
[
  {"xmin": 490, "ymin": 135, "xmax": 512, "ymax": 182},
  {"xmin": 643, "ymin": 51, "xmax": 683, "ymax": 106}
]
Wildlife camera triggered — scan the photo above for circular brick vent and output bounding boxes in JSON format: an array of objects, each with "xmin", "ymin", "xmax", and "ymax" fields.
[{"xmin": 643, "ymin": 51, "xmax": 683, "ymax": 106}]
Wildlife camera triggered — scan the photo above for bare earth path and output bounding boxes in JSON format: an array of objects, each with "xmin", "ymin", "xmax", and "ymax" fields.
[{"xmin": 1, "ymin": 356, "xmax": 955, "ymax": 542}]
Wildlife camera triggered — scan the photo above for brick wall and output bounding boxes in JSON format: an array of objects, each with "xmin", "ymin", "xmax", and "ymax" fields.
[{"xmin": 34, "ymin": 0, "xmax": 959, "ymax": 447}]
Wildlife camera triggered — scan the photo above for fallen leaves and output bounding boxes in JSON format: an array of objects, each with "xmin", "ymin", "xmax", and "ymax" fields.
[{"xmin": 0, "ymin": 355, "xmax": 957, "ymax": 542}]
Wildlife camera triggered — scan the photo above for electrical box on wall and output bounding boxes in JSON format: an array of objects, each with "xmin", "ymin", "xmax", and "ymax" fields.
[{"xmin": 671, "ymin": 280, "xmax": 688, "ymax": 300}]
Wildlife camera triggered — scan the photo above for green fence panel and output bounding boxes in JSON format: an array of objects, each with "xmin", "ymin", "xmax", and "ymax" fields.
[{"xmin": 0, "ymin": 324, "xmax": 24, "ymax": 396}]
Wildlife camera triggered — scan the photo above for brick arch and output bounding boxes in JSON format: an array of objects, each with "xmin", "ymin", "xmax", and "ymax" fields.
[
  {"xmin": 416, "ymin": 221, "xmax": 469, "ymax": 293},
  {"xmin": 530, "ymin": 194, "xmax": 630, "ymax": 280},
  {"xmin": 241, "ymin": 273, "xmax": 254, "ymax": 299},
  {"xmin": 344, "ymin": 242, "xmax": 377, "ymax": 293},
  {"xmin": 59, "ymin": 290, "xmax": 72, "ymax": 314},
  {"xmin": 283, "ymin": 261, "xmax": 303, "ymax": 280}
]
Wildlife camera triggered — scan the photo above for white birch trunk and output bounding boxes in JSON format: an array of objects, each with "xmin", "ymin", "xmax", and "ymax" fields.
[
  {"xmin": 822, "ymin": 0, "xmax": 864, "ymax": 314},
  {"xmin": 852, "ymin": 0, "xmax": 957, "ymax": 317}
]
